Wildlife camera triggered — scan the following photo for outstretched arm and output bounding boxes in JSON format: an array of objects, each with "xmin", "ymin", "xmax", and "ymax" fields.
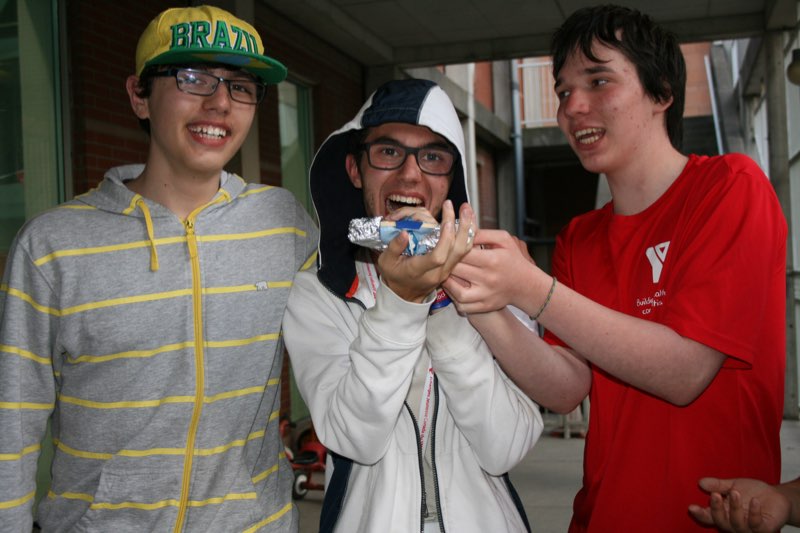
[
  {"xmin": 465, "ymin": 309, "xmax": 591, "ymax": 413},
  {"xmin": 689, "ymin": 477, "xmax": 800, "ymax": 532},
  {"xmin": 445, "ymin": 229, "xmax": 725, "ymax": 407}
]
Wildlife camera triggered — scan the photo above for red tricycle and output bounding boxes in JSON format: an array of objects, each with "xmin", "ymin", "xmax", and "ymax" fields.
[{"xmin": 280, "ymin": 418, "xmax": 327, "ymax": 500}]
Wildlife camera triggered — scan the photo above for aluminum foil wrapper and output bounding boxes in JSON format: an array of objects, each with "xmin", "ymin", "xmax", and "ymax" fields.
[{"xmin": 349, "ymin": 216, "xmax": 454, "ymax": 256}]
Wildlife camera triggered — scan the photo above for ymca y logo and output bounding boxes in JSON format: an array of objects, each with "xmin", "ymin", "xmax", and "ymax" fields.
[{"xmin": 645, "ymin": 241, "xmax": 670, "ymax": 283}]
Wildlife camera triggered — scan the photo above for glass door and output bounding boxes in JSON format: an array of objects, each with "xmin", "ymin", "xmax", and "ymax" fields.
[{"xmin": 0, "ymin": 0, "xmax": 62, "ymax": 278}]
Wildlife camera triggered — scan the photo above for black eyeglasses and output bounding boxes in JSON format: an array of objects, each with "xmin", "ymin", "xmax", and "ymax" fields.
[
  {"xmin": 152, "ymin": 68, "xmax": 266, "ymax": 105},
  {"xmin": 360, "ymin": 141, "xmax": 457, "ymax": 176}
]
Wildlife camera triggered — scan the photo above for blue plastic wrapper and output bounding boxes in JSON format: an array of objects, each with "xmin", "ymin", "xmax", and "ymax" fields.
[{"xmin": 348, "ymin": 217, "xmax": 444, "ymax": 256}]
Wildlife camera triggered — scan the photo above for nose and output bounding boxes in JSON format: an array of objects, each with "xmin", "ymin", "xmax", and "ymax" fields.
[
  {"xmin": 560, "ymin": 89, "xmax": 589, "ymax": 118},
  {"xmin": 397, "ymin": 151, "xmax": 424, "ymax": 182},
  {"xmin": 203, "ymin": 81, "xmax": 232, "ymax": 112}
]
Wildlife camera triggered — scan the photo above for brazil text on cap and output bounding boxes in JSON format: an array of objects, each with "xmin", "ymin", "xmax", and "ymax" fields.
[{"xmin": 169, "ymin": 19, "xmax": 260, "ymax": 54}]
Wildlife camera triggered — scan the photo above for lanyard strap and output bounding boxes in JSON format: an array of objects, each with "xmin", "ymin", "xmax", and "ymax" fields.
[{"xmin": 418, "ymin": 366, "xmax": 435, "ymax": 452}]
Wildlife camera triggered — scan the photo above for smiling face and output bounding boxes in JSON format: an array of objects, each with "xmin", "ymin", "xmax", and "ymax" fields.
[
  {"xmin": 554, "ymin": 41, "xmax": 671, "ymax": 178},
  {"xmin": 129, "ymin": 66, "xmax": 256, "ymax": 179},
  {"xmin": 346, "ymin": 122, "xmax": 455, "ymax": 219}
]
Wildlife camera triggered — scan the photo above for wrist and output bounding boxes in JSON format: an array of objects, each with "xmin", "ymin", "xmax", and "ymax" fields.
[
  {"xmin": 530, "ymin": 275, "xmax": 557, "ymax": 321},
  {"xmin": 382, "ymin": 277, "xmax": 429, "ymax": 303},
  {"xmin": 783, "ymin": 479, "xmax": 800, "ymax": 526}
]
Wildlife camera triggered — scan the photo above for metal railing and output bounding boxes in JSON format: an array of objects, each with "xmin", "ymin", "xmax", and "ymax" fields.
[{"xmin": 518, "ymin": 58, "xmax": 559, "ymax": 128}]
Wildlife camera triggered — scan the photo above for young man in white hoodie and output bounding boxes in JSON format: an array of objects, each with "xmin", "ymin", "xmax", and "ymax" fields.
[
  {"xmin": 283, "ymin": 78, "xmax": 543, "ymax": 533},
  {"xmin": 0, "ymin": 6, "xmax": 317, "ymax": 532}
]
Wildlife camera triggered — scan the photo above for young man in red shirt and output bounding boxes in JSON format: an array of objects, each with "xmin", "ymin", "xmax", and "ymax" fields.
[{"xmin": 444, "ymin": 5, "xmax": 786, "ymax": 532}]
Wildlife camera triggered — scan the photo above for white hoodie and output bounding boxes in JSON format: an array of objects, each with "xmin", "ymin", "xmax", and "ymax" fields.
[{"xmin": 283, "ymin": 78, "xmax": 543, "ymax": 533}]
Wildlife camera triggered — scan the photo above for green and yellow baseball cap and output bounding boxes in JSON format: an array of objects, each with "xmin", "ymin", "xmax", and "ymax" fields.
[{"xmin": 135, "ymin": 5, "xmax": 287, "ymax": 84}]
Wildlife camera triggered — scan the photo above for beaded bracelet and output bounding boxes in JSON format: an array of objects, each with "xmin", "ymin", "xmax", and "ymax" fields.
[{"xmin": 531, "ymin": 276, "xmax": 557, "ymax": 321}]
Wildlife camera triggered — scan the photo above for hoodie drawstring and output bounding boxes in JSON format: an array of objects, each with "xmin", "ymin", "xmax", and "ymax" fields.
[{"xmin": 136, "ymin": 198, "xmax": 160, "ymax": 272}]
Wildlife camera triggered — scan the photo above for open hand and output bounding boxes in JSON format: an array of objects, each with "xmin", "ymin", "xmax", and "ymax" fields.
[
  {"xmin": 689, "ymin": 477, "xmax": 791, "ymax": 532},
  {"xmin": 379, "ymin": 200, "xmax": 476, "ymax": 303}
]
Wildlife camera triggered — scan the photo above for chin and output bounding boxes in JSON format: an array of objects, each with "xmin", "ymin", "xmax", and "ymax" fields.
[{"xmin": 575, "ymin": 155, "xmax": 607, "ymax": 175}]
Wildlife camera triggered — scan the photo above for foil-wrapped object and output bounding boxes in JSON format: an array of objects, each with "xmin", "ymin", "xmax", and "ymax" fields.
[{"xmin": 349, "ymin": 217, "xmax": 447, "ymax": 256}]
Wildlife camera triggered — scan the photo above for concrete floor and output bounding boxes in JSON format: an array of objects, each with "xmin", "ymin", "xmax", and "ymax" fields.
[{"xmin": 295, "ymin": 417, "xmax": 800, "ymax": 533}]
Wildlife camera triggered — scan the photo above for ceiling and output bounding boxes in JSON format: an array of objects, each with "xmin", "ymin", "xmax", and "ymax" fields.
[{"xmin": 261, "ymin": 0, "xmax": 796, "ymax": 67}]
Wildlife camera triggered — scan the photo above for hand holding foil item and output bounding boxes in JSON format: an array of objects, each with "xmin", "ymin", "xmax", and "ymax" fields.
[{"xmin": 349, "ymin": 217, "xmax": 454, "ymax": 256}]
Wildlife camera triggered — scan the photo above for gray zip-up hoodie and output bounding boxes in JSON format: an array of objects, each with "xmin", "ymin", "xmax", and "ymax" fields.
[
  {"xmin": 283, "ymin": 78, "xmax": 542, "ymax": 533},
  {"xmin": 0, "ymin": 164, "xmax": 318, "ymax": 532}
]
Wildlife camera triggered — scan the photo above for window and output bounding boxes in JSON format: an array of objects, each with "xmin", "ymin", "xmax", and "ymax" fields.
[
  {"xmin": 277, "ymin": 80, "xmax": 315, "ymax": 423},
  {"xmin": 0, "ymin": 0, "xmax": 63, "ymax": 278},
  {"xmin": 277, "ymin": 81, "xmax": 314, "ymax": 216}
]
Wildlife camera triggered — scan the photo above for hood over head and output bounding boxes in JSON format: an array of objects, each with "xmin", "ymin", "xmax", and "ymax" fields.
[{"xmin": 309, "ymin": 78, "xmax": 469, "ymax": 299}]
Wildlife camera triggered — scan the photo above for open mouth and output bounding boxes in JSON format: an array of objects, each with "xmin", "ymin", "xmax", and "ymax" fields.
[
  {"xmin": 385, "ymin": 194, "xmax": 423, "ymax": 213},
  {"xmin": 188, "ymin": 125, "xmax": 229, "ymax": 140},
  {"xmin": 573, "ymin": 127, "xmax": 604, "ymax": 145}
]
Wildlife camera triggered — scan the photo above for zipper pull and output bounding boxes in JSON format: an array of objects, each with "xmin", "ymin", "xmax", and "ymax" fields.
[{"xmin": 185, "ymin": 219, "xmax": 198, "ymax": 259}]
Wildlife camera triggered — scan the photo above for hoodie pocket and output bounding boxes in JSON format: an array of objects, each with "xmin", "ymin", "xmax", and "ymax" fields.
[{"xmin": 71, "ymin": 465, "xmax": 182, "ymax": 533}]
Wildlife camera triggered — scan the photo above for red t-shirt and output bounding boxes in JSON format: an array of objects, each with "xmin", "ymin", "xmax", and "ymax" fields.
[{"xmin": 545, "ymin": 154, "xmax": 787, "ymax": 532}]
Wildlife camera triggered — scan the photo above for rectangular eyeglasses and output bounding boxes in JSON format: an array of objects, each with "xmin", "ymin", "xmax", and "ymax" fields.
[
  {"xmin": 360, "ymin": 141, "xmax": 456, "ymax": 175},
  {"xmin": 152, "ymin": 68, "xmax": 266, "ymax": 105}
]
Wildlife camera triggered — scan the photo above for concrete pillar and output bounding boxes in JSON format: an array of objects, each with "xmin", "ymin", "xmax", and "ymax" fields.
[
  {"xmin": 766, "ymin": 31, "xmax": 799, "ymax": 419},
  {"xmin": 462, "ymin": 63, "xmax": 480, "ymax": 220}
]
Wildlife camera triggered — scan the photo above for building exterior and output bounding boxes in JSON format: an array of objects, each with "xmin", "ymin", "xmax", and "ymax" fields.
[
  {"xmin": 3, "ymin": 1, "xmax": 800, "ymax": 498},
  {"xmin": 4, "ymin": 0, "xmax": 800, "ymax": 516},
  {"xmin": 715, "ymin": 27, "xmax": 800, "ymax": 418}
]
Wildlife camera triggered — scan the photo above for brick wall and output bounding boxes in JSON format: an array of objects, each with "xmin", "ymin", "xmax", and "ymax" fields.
[
  {"xmin": 66, "ymin": 1, "xmax": 169, "ymax": 193},
  {"xmin": 474, "ymin": 62, "xmax": 494, "ymax": 111},
  {"xmin": 681, "ymin": 42, "xmax": 713, "ymax": 118}
]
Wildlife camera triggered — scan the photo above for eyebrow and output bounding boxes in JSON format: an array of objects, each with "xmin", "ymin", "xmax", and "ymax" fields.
[
  {"xmin": 554, "ymin": 64, "xmax": 615, "ymax": 90},
  {"xmin": 368, "ymin": 136, "xmax": 451, "ymax": 150},
  {"xmin": 584, "ymin": 65, "xmax": 614, "ymax": 75}
]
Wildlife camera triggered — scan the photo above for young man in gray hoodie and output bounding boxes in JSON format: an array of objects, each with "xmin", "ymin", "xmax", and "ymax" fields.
[
  {"xmin": 0, "ymin": 5, "xmax": 317, "ymax": 532},
  {"xmin": 283, "ymin": 78, "xmax": 542, "ymax": 533}
]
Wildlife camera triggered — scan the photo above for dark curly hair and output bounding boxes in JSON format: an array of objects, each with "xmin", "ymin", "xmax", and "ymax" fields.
[{"xmin": 550, "ymin": 4, "xmax": 686, "ymax": 149}]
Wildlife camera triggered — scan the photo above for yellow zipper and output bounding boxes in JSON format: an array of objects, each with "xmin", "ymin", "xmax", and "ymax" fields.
[
  {"xmin": 173, "ymin": 214, "xmax": 205, "ymax": 533},
  {"xmin": 171, "ymin": 189, "xmax": 229, "ymax": 531}
]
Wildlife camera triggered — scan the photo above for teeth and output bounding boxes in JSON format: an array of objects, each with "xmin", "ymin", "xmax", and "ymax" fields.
[
  {"xmin": 189, "ymin": 125, "xmax": 227, "ymax": 139},
  {"xmin": 574, "ymin": 128, "xmax": 603, "ymax": 145},
  {"xmin": 387, "ymin": 194, "xmax": 423, "ymax": 206}
]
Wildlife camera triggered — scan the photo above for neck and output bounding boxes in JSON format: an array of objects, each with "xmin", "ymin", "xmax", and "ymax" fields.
[
  {"xmin": 127, "ymin": 161, "xmax": 222, "ymax": 220},
  {"xmin": 606, "ymin": 146, "xmax": 688, "ymax": 216}
]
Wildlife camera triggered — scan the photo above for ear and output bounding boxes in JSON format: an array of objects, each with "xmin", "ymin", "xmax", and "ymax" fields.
[
  {"xmin": 653, "ymin": 81, "xmax": 674, "ymax": 113},
  {"xmin": 654, "ymin": 94, "xmax": 673, "ymax": 113},
  {"xmin": 345, "ymin": 153, "xmax": 363, "ymax": 189},
  {"xmin": 126, "ymin": 75, "xmax": 150, "ymax": 120}
]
